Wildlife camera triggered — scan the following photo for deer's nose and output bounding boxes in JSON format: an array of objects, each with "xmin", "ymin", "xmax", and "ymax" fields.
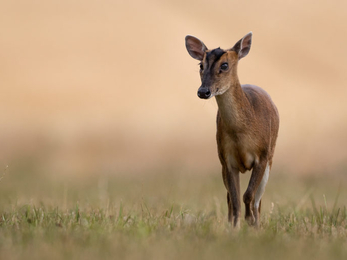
[{"xmin": 198, "ymin": 88, "xmax": 211, "ymax": 99}]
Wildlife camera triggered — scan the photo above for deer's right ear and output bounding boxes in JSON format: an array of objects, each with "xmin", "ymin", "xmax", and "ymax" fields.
[{"xmin": 185, "ymin": 35, "xmax": 207, "ymax": 61}]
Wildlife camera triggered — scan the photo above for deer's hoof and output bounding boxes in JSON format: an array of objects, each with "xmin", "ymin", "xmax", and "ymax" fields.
[{"xmin": 245, "ymin": 215, "xmax": 255, "ymax": 226}]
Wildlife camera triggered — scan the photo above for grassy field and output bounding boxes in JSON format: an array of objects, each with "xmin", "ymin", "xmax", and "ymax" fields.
[{"xmin": 1, "ymin": 166, "xmax": 346, "ymax": 260}]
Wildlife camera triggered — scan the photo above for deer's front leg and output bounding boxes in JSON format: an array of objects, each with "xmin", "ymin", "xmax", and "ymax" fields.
[
  {"xmin": 222, "ymin": 166, "xmax": 241, "ymax": 227},
  {"xmin": 243, "ymin": 160, "xmax": 269, "ymax": 226}
]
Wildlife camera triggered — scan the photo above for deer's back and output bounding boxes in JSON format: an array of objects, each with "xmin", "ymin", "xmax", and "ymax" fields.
[
  {"xmin": 242, "ymin": 84, "xmax": 279, "ymax": 158},
  {"xmin": 242, "ymin": 84, "xmax": 279, "ymax": 139}
]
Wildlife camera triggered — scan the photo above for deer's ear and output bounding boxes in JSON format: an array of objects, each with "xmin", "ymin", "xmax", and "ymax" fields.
[
  {"xmin": 231, "ymin": 32, "xmax": 252, "ymax": 60},
  {"xmin": 185, "ymin": 35, "xmax": 208, "ymax": 61}
]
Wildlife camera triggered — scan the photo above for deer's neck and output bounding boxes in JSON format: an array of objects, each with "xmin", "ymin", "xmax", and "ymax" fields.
[{"xmin": 215, "ymin": 80, "xmax": 253, "ymax": 131}]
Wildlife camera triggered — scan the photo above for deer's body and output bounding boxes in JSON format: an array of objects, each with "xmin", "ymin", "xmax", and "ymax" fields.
[{"xmin": 185, "ymin": 32, "xmax": 279, "ymax": 227}]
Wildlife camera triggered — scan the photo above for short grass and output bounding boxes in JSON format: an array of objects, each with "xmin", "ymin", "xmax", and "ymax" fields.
[{"xmin": 0, "ymin": 166, "xmax": 347, "ymax": 260}]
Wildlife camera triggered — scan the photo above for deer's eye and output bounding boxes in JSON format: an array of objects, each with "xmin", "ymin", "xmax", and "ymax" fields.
[
  {"xmin": 199, "ymin": 63, "xmax": 203, "ymax": 71},
  {"xmin": 220, "ymin": 63, "xmax": 228, "ymax": 71}
]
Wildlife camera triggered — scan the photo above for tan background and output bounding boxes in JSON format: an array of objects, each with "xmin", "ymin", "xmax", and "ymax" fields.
[{"xmin": 1, "ymin": 0, "xmax": 346, "ymax": 178}]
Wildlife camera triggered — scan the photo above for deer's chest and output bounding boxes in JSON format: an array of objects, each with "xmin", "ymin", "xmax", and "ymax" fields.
[{"xmin": 217, "ymin": 129, "xmax": 257, "ymax": 173}]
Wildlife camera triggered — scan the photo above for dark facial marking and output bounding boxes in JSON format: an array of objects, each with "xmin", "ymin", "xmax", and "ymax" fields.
[
  {"xmin": 205, "ymin": 48, "xmax": 226, "ymax": 72},
  {"xmin": 200, "ymin": 48, "xmax": 226, "ymax": 89}
]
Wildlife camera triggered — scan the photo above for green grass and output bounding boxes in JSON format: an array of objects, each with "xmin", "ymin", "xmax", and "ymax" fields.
[{"xmin": 0, "ymin": 167, "xmax": 347, "ymax": 260}]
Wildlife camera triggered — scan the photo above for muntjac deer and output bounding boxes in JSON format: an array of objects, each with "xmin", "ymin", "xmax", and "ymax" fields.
[{"xmin": 185, "ymin": 32, "xmax": 279, "ymax": 227}]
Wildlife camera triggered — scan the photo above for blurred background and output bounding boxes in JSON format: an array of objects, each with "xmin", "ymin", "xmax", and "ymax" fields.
[{"xmin": 0, "ymin": 0, "xmax": 347, "ymax": 185}]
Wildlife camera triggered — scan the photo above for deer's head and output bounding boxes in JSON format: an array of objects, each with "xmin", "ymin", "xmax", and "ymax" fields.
[{"xmin": 185, "ymin": 32, "xmax": 252, "ymax": 99}]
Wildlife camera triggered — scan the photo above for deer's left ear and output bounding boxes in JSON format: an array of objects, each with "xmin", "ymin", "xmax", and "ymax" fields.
[{"xmin": 231, "ymin": 32, "xmax": 252, "ymax": 60}]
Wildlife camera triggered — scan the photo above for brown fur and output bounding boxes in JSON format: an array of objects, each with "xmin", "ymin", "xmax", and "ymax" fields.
[{"xmin": 185, "ymin": 33, "xmax": 280, "ymax": 227}]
